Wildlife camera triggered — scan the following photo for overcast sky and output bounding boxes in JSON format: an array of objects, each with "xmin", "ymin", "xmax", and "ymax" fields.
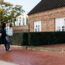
[{"xmin": 4, "ymin": 0, "xmax": 41, "ymax": 14}]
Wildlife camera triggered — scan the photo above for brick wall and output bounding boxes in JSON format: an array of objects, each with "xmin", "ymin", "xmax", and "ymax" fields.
[
  {"xmin": 28, "ymin": 7, "xmax": 65, "ymax": 32},
  {"xmin": 13, "ymin": 26, "xmax": 28, "ymax": 32}
]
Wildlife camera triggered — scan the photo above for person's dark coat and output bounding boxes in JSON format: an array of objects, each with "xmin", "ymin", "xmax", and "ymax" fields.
[
  {"xmin": 0, "ymin": 28, "xmax": 7, "ymax": 44},
  {"xmin": 0, "ymin": 28, "xmax": 2, "ymax": 44},
  {"xmin": 0, "ymin": 22, "xmax": 7, "ymax": 44}
]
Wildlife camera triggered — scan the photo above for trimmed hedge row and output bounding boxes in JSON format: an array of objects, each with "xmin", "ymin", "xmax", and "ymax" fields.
[
  {"xmin": 0, "ymin": 32, "xmax": 65, "ymax": 46},
  {"xmin": 22, "ymin": 32, "xmax": 65, "ymax": 46},
  {"xmin": 12, "ymin": 32, "xmax": 23, "ymax": 45}
]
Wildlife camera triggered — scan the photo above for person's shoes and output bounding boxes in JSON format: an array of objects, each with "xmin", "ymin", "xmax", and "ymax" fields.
[
  {"xmin": 9, "ymin": 48, "xmax": 12, "ymax": 52},
  {"xmin": 6, "ymin": 48, "xmax": 9, "ymax": 51}
]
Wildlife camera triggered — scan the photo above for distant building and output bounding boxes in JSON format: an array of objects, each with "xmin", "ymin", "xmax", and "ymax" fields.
[
  {"xmin": 13, "ymin": 13, "xmax": 28, "ymax": 32},
  {"xmin": 28, "ymin": 0, "xmax": 65, "ymax": 32},
  {"xmin": 15, "ymin": 13, "xmax": 28, "ymax": 26}
]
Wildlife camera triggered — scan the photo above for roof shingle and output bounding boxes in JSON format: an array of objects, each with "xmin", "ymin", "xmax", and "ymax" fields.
[{"xmin": 28, "ymin": 0, "xmax": 65, "ymax": 15}]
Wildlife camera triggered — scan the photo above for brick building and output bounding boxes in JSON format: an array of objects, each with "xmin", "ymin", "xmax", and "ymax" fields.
[{"xmin": 28, "ymin": 0, "xmax": 65, "ymax": 32}]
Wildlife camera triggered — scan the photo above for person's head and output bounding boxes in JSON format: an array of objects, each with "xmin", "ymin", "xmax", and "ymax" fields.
[
  {"xmin": 1, "ymin": 22, "xmax": 6, "ymax": 29},
  {"xmin": 6, "ymin": 23, "xmax": 10, "ymax": 27},
  {"xmin": 10, "ymin": 23, "xmax": 12, "ymax": 27}
]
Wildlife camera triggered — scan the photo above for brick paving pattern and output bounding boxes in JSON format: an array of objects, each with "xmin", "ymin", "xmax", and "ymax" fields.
[{"xmin": 0, "ymin": 44, "xmax": 65, "ymax": 65}]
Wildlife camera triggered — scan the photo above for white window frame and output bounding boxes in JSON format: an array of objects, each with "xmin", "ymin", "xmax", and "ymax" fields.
[
  {"xmin": 55, "ymin": 17, "xmax": 65, "ymax": 31},
  {"xmin": 15, "ymin": 15, "xmax": 28, "ymax": 26},
  {"xmin": 34, "ymin": 21, "xmax": 41, "ymax": 32}
]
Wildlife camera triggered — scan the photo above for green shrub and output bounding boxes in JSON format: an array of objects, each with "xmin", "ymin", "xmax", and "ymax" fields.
[{"xmin": 12, "ymin": 32, "xmax": 23, "ymax": 45}]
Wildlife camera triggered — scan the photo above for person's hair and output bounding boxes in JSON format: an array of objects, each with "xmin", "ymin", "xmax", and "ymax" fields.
[
  {"xmin": 10, "ymin": 23, "xmax": 12, "ymax": 27},
  {"xmin": 1, "ymin": 22, "xmax": 6, "ymax": 29}
]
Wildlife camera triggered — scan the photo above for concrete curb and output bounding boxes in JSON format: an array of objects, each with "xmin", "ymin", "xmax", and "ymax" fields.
[
  {"xmin": 20, "ymin": 46, "xmax": 65, "ymax": 52},
  {"xmin": 1, "ymin": 45, "xmax": 65, "ymax": 52}
]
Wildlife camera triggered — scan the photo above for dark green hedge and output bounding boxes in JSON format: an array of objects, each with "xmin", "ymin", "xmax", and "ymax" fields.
[
  {"xmin": 0, "ymin": 32, "xmax": 65, "ymax": 46},
  {"xmin": 12, "ymin": 32, "xmax": 23, "ymax": 45},
  {"xmin": 22, "ymin": 32, "xmax": 65, "ymax": 46}
]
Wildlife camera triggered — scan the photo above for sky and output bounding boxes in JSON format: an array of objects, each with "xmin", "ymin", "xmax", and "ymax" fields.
[{"xmin": 4, "ymin": 0, "xmax": 41, "ymax": 14}]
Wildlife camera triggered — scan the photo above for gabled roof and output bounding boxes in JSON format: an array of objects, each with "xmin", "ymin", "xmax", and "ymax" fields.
[{"xmin": 28, "ymin": 0, "xmax": 65, "ymax": 15}]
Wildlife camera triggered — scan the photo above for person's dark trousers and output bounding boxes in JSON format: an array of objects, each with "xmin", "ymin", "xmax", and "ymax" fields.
[
  {"xmin": 5, "ymin": 36, "xmax": 11, "ymax": 51},
  {"xmin": 1, "ymin": 38, "xmax": 10, "ymax": 51},
  {"xmin": 4, "ymin": 43, "xmax": 10, "ymax": 51}
]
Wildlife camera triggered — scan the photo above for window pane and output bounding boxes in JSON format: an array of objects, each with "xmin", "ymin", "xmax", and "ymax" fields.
[
  {"xmin": 55, "ymin": 18, "xmax": 65, "ymax": 31},
  {"xmin": 34, "ymin": 21, "xmax": 41, "ymax": 32}
]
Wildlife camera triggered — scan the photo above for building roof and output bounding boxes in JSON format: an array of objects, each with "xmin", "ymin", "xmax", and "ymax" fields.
[{"xmin": 28, "ymin": 0, "xmax": 65, "ymax": 15}]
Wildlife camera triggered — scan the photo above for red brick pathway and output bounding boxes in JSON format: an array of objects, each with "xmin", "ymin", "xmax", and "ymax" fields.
[{"xmin": 0, "ymin": 45, "xmax": 65, "ymax": 65}]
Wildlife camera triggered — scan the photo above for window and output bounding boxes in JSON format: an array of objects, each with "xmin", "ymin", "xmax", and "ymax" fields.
[
  {"xmin": 22, "ymin": 17, "xmax": 25, "ymax": 25},
  {"xmin": 19, "ymin": 17, "xmax": 27, "ymax": 26},
  {"xmin": 62, "ymin": 26, "xmax": 65, "ymax": 31},
  {"xmin": 55, "ymin": 17, "xmax": 65, "ymax": 31},
  {"xmin": 19, "ymin": 17, "xmax": 21, "ymax": 26},
  {"xmin": 15, "ymin": 15, "xmax": 28, "ymax": 26},
  {"xmin": 26, "ymin": 18, "xmax": 28, "ymax": 25},
  {"xmin": 16, "ymin": 19, "xmax": 18, "ymax": 21},
  {"xmin": 34, "ymin": 21, "xmax": 41, "ymax": 32}
]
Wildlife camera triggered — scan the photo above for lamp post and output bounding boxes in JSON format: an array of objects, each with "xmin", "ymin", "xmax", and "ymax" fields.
[
  {"xmin": 26, "ymin": 17, "xmax": 30, "ymax": 49},
  {"xmin": 28, "ymin": 22, "xmax": 30, "ymax": 46}
]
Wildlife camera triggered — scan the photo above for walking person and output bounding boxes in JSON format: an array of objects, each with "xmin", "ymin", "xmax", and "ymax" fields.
[
  {"xmin": 5, "ymin": 23, "xmax": 13, "ymax": 51},
  {"xmin": 0, "ymin": 26, "xmax": 2, "ymax": 44},
  {"xmin": 0, "ymin": 22, "xmax": 9, "ymax": 51}
]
